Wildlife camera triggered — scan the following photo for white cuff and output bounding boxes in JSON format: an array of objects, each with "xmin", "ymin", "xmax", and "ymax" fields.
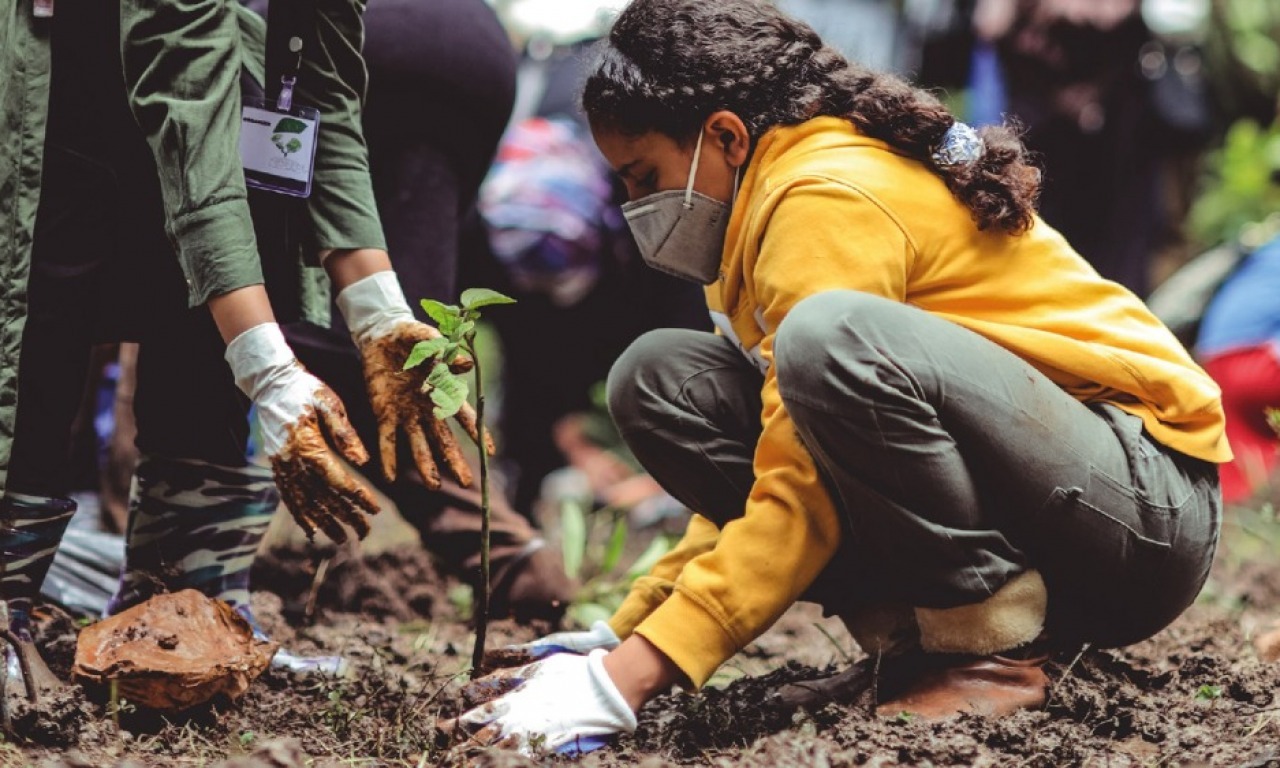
[
  {"xmin": 586, "ymin": 649, "xmax": 639, "ymax": 732},
  {"xmin": 224, "ymin": 322, "xmax": 294, "ymax": 400},
  {"xmin": 335, "ymin": 270, "xmax": 415, "ymax": 343}
]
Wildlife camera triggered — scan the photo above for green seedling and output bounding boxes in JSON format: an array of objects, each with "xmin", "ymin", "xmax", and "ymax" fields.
[
  {"xmin": 1195, "ymin": 684, "xmax": 1223, "ymax": 701},
  {"xmin": 558, "ymin": 497, "xmax": 676, "ymax": 628},
  {"xmin": 404, "ymin": 287, "xmax": 515, "ymax": 679}
]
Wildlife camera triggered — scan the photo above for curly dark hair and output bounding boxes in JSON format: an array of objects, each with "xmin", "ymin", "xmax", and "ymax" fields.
[{"xmin": 582, "ymin": 0, "xmax": 1041, "ymax": 234}]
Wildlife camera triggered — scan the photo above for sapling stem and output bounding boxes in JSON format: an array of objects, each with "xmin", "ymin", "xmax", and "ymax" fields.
[{"xmin": 468, "ymin": 329, "xmax": 492, "ymax": 679}]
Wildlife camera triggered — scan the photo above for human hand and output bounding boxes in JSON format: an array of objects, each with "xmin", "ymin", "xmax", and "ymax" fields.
[
  {"xmin": 336, "ymin": 271, "xmax": 490, "ymax": 489},
  {"xmin": 482, "ymin": 621, "xmax": 621, "ymax": 671},
  {"xmin": 442, "ymin": 649, "xmax": 636, "ymax": 757},
  {"xmin": 226, "ymin": 323, "xmax": 379, "ymax": 543}
]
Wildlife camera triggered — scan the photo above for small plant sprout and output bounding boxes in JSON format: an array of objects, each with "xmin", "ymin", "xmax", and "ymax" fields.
[
  {"xmin": 559, "ymin": 496, "xmax": 676, "ymax": 628},
  {"xmin": 404, "ymin": 287, "xmax": 515, "ymax": 679},
  {"xmin": 1195, "ymin": 684, "xmax": 1223, "ymax": 701}
]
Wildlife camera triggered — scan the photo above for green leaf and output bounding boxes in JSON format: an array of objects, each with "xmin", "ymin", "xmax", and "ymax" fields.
[
  {"xmin": 438, "ymin": 312, "xmax": 462, "ymax": 338},
  {"xmin": 403, "ymin": 337, "xmax": 450, "ymax": 370},
  {"xmin": 273, "ymin": 117, "xmax": 309, "ymax": 134},
  {"xmin": 460, "ymin": 288, "xmax": 517, "ymax": 310},
  {"xmin": 286, "ymin": 137, "xmax": 302, "ymax": 153},
  {"xmin": 626, "ymin": 534, "xmax": 675, "ymax": 580},
  {"xmin": 1195, "ymin": 684, "xmax": 1223, "ymax": 701},
  {"xmin": 560, "ymin": 499, "xmax": 588, "ymax": 580},
  {"xmin": 568, "ymin": 601, "xmax": 614, "ymax": 630},
  {"xmin": 420, "ymin": 299, "xmax": 457, "ymax": 327},
  {"xmin": 426, "ymin": 363, "xmax": 468, "ymax": 419},
  {"xmin": 601, "ymin": 514, "xmax": 628, "ymax": 574},
  {"xmin": 455, "ymin": 320, "xmax": 476, "ymax": 340}
]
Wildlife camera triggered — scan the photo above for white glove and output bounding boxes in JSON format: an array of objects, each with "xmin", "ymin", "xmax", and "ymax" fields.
[
  {"xmin": 450, "ymin": 649, "xmax": 637, "ymax": 757},
  {"xmin": 225, "ymin": 323, "xmax": 378, "ymax": 543},
  {"xmin": 335, "ymin": 271, "xmax": 487, "ymax": 488},
  {"xmin": 334, "ymin": 269, "xmax": 416, "ymax": 345},
  {"xmin": 513, "ymin": 621, "xmax": 621, "ymax": 661}
]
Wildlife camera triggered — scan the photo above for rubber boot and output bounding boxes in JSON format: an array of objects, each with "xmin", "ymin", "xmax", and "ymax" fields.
[
  {"xmin": 105, "ymin": 457, "xmax": 346, "ymax": 676},
  {"xmin": 1, "ymin": 495, "xmax": 76, "ymax": 733}
]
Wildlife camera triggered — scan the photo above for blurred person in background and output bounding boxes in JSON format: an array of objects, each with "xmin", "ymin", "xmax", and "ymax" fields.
[
  {"xmin": 967, "ymin": 0, "xmax": 1216, "ymax": 296},
  {"xmin": 1194, "ymin": 220, "xmax": 1280, "ymax": 505}
]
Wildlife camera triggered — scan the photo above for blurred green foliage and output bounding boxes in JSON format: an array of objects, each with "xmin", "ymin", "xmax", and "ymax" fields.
[
  {"xmin": 1189, "ymin": 0, "xmax": 1280, "ymax": 247},
  {"xmin": 558, "ymin": 496, "xmax": 675, "ymax": 628},
  {"xmin": 1187, "ymin": 119, "xmax": 1280, "ymax": 247}
]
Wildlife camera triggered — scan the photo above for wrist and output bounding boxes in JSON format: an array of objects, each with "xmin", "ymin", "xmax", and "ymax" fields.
[
  {"xmin": 224, "ymin": 322, "xmax": 295, "ymax": 400},
  {"xmin": 601, "ymin": 634, "xmax": 683, "ymax": 712},
  {"xmin": 334, "ymin": 270, "xmax": 414, "ymax": 343}
]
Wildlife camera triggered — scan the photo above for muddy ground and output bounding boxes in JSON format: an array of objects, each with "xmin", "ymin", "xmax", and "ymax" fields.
[{"xmin": 9, "ymin": 499, "xmax": 1280, "ymax": 768}]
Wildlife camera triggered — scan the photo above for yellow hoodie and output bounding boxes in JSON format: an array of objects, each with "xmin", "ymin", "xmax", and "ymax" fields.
[{"xmin": 610, "ymin": 116, "xmax": 1229, "ymax": 687}]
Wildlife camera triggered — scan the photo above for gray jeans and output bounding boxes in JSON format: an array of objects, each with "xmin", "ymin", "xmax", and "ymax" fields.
[{"xmin": 607, "ymin": 291, "xmax": 1221, "ymax": 648}]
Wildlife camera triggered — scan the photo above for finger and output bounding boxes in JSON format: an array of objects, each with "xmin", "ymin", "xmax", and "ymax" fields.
[
  {"xmin": 312, "ymin": 454, "xmax": 380, "ymax": 540},
  {"xmin": 315, "ymin": 388, "xmax": 370, "ymax": 466},
  {"xmin": 296, "ymin": 460, "xmax": 352, "ymax": 545},
  {"xmin": 308, "ymin": 490, "xmax": 352, "ymax": 545},
  {"xmin": 376, "ymin": 411, "xmax": 399, "ymax": 484},
  {"xmin": 454, "ymin": 403, "xmax": 496, "ymax": 456},
  {"xmin": 480, "ymin": 646, "xmax": 536, "ymax": 673},
  {"xmin": 461, "ymin": 669, "xmax": 527, "ymax": 710},
  {"xmin": 429, "ymin": 417, "xmax": 472, "ymax": 487},
  {"xmin": 323, "ymin": 496, "xmax": 366, "ymax": 541},
  {"xmin": 271, "ymin": 458, "xmax": 318, "ymax": 540},
  {"xmin": 406, "ymin": 422, "xmax": 442, "ymax": 490},
  {"xmin": 448, "ymin": 352, "xmax": 474, "ymax": 374},
  {"xmin": 326, "ymin": 484, "xmax": 375, "ymax": 541},
  {"xmin": 457, "ymin": 696, "xmax": 513, "ymax": 731}
]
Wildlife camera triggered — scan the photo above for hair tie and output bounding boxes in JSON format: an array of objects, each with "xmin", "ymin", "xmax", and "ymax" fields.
[{"xmin": 931, "ymin": 122, "xmax": 984, "ymax": 168}]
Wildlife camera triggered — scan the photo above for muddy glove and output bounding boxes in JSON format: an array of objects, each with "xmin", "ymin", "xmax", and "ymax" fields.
[
  {"xmin": 446, "ymin": 649, "xmax": 636, "ymax": 757},
  {"xmin": 336, "ymin": 271, "xmax": 489, "ymax": 489},
  {"xmin": 485, "ymin": 621, "xmax": 620, "ymax": 670},
  {"xmin": 226, "ymin": 323, "xmax": 379, "ymax": 543}
]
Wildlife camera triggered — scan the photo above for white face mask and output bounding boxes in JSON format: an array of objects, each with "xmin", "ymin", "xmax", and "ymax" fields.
[{"xmin": 620, "ymin": 130, "xmax": 738, "ymax": 285}]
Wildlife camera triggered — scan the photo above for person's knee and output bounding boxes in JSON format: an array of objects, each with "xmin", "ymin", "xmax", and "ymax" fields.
[
  {"xmin": 606, "ymin": 329, "xmax": 691, "ymax": 432},
  {"xmin": 775, "ymin": 290, "xmax": 894, "ymax": 396}
]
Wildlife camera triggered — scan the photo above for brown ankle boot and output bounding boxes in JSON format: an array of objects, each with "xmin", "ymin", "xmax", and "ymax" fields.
[{"xmin": 876, "ymin": 652, "xmax": 1049, "ymax": 720}]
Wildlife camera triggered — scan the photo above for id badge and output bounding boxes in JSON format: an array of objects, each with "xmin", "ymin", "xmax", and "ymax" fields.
[{"xmin": 240, "ymin": 97, "xmax": 320, "ymax": 198}]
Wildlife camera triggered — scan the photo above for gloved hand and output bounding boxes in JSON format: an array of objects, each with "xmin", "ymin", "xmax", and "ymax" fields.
[
  {"xmin": 226, "ymin": 323, "xmax": 379, "ymax": 543},
  {"xmin": 484, "ymin": 621, "xmax": 620, "ymax": 670},
  {"xmin": 336, "ymin": 271, "xmax": 490, "ymax": 489},
  {"xmin": 444, "ymin": 649, "xmax": 636, "ymax": 757}
]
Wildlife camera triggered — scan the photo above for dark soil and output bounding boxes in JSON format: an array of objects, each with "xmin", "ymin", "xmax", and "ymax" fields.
[{"xmin": 10, "ymin": 507, "xmax": 1280, "ymax": 768}]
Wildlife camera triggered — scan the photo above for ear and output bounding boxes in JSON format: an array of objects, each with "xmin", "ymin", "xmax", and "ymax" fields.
[{"xmin": 703, "ymin": 111, "xmax": 750, "ymax": 168}]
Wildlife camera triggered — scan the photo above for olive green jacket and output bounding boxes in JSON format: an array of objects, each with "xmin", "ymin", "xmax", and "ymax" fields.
[{"xmin": 0, "ymin": 0, "xmax": 385, "ymax": 494}]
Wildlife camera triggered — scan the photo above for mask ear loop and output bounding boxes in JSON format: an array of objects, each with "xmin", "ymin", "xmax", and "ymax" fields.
[{"xmin": 683, "ymin": 129, "xmax": 704, "ymax": 210}]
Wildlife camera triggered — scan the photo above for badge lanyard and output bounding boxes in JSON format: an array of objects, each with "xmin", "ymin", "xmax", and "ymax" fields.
[{"xmin": 240, "ymin": 0, "xmax": 321, "ymax": 198}]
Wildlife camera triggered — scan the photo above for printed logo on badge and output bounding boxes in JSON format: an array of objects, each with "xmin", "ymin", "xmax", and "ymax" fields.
[{"xmin": 240, "ymin": 100, "xmax": 320, "ymax": 198}]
